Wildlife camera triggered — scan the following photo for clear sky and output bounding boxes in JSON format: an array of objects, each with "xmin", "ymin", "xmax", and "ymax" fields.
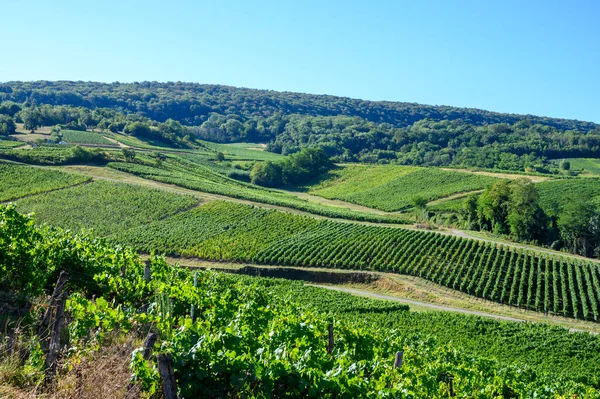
[{"xmin": 1, "ymin": 0, "xmax": 599, "ymax": 122}]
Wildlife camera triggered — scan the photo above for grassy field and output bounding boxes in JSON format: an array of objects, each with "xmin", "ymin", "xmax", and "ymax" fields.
[
  {"xmin": 61, "ymin": 129, "xmax": 115, "ymax": 145},
  {"xmin": 307, "ymin": 164, "xmax": 498, "ymax": 211},
  {"xmin": 566, "ymin": 158, "xmax": 600, "ymax": 175},
  {"xmin": 199, "ymin": 140, "xmax": 285, "ymax": 161},
  {"xmin": 15, "ymin": 180, "xmax": 199, "ymax": 236},
  {"xmin": 0, "ymin": 163, "xmax": 90, "ymax": 202}
]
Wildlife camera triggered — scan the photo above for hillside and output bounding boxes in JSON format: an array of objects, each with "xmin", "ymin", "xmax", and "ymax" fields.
[
  {"xmin": 2, "ymin": 81, "xmax": 600, "ymax": 170},
  {"xmin": 2, "ymin": 81, "xmax": 597, "ymax": 131},
  {"xmin": 2, "ymin": 207, "xmax": 600, "ymax": 397}
]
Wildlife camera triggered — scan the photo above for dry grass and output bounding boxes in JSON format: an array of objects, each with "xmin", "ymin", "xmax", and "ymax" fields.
[{"xmin": 0, "ymin": 331, "xmax": 146, "ymax": 399}]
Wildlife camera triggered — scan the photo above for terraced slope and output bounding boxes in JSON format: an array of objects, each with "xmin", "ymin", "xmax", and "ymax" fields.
[
  {"xmin": 308, "ymin": 164, "xmax": 499, "ymax": 211},
  {"xmin": 0, "ymin": 163, "xmax": 90, "ymax": 201},
  {"xmin": 114, "ymin": 201, "xmax": 600, "ymax": 321},
  {"xmin": 15, "ymin": 180, "xmax": 199, "ymax": 236}
]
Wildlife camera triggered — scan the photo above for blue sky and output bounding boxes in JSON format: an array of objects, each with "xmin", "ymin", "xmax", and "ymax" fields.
[{"xmin": 1, "ymin": 0, "xmax": 599, "ymax": 122}]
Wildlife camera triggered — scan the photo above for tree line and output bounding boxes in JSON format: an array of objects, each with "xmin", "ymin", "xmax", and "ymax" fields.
[
  {"xmin": 461, "ymin": 179, "xmax": 600, "ymax": 258},
  {"xmin": 2, "ymin": 81, "xmax": 600, "ymax": 172}
]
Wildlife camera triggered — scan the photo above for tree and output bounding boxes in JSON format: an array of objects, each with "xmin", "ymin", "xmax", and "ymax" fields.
[
  {"xmin": 124, "ymin": 122, "xmax": 153, "ymax": 139},
  {"xmin": 49, "ymin": 125, "xmax": 63, "ymax": 143},
  {"xmin": 250, "ymin": 161, "xmax": 282, "ymax": 187},
  {"xmin": 506, "ymin": 179, "xmax": 547, "ymax": 242},
  {"xmin": 558, "ymin": 198, "xmax": 600, "ymax": 257},
  {"xmin": 477, "ymin": 180, "xmax": 511, "ymax": 234},
  {"xmin": 122, "ymin": 148, "xmax": 137, "ymax": 162},
  {"xmin": 0, "ymin": 101, "xmax": 21, "ymax": 117},
  {"xmin": 0, "ymin": 114, "xmax": 16, "ymax": 136},
  {"xmin": 412, "ymin": 196, "xmax": 428, "ymax": 209},
  {"xmin": 461, "ymin": 193, "xmax": 479, "ymax": 229},
  {"xmin": 559, "ymin": 160, "xmax": 571, "ymax": 171},
  {"xmin": 216, "ymin": 152, "xmax": 225, "ymax": 162},
  {"xmin": 21, "ymin": 108, "xmax": 43, "ymax": 133}
]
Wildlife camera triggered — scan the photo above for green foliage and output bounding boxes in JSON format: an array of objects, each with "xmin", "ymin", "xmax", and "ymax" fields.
[
  {"xmin": 4, "ymin": 81, "xmax": 599, "ymax": 170},
  {"xmin": 107, "ymin": 157, "xmax": 408, "ymax": 224},
  {"xmin": 15, "ymin": 180, "xmax": 198, "ymax": 237},
  {"xmin": 112, "ymin": 201, "xmax": 319, "ymax": 259},
  {"xmin": 566, "ymin": 158, "xmax": 600, "ymax": 175},
  {"xmin": 0, "ymin": 100, "xmax": 21, "ymax": 117},
  {"xmin": 0, "ymin": 145, "xmax": 110, "ymax": 165},
  {"xmin": 0, "ymin": 114, "xmax": 16, "ymax": 136},
  {"xmin": 0, "ymin": 140, "xmax": 25, "ymax": 149},
  {"xmin": 2, "ymin": 207, "xmax": 600, "ymax": 396},
  {"xmin": 309, "ymin": 165, "xmax": 497, "ymax": 211},
  {"xmin": 121, "ymin": 148, "xmax": 136, "ymax": 162},
  {"xmin": 60, "ymin": 129, "xmax": 114, "ymax": 145},
  {"xmin": 114, "ymin": 200, "xmax": 600, "ymax": 322},
  {"xmin": 20, "ymin": 108, "xmax": 43, "ymax": 132},
  {"xmin": 558, "ymin": 198, "xmax": 600, "ymax": 257},
  {"xmin": 250, "ymin": 147, "xmax": 332, "ymax": 187},
  {"xmin": 200, "ymin": 141, "xmax": 284, "ymax": 161},
  {"xmin": 250, "ymin": 160, "xmax": 282, "ymax": 187},
  {"xmin": 0, "ymin": 204, "xmax": 142, "ymax": 297},
  {"xmin": 0, "ymin": 163, "xmax": 90, "ymax": 202}
]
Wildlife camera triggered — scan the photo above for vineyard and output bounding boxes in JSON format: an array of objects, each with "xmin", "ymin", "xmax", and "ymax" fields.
[
  {"xmin": 200, "ymin": 140, "xmax": 285, "ymax": 161},
  {"xmin": 113, "ymin": 200, "xmax": 600, "ymax": 321},
  {"xmin": 566, "ymin": 158, "xmax": 600, "ymax": 175},
  {"xmin": 15, "ymin": 180, "xmax": 199, "ymax": 236},
  {"xmin": 2, "ymin": 206, "xmax": 600, "ymax": 397},
  {"xmin": 308, "ymin": 164, "xmax": 499, "ymax": 211},
  {"xmin": 0, "ymin": 163, "xmax": 90, "ymax": 202},
  {"xmin": 60, "ymin": 129, "xmax": 115, "ymax": 145},
  {"xmin": 537, "ymin": 178, "xmax": 600, "ymax": 214},
  {"xmin": 107, "ymin": 156, "xmax": 409, "ymax": 223},
  {"xmin": 0, "ymin": 140, "xmax": 25, "ymax": 149}
]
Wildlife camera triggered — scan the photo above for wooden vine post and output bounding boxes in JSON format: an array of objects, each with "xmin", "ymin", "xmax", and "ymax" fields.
[
  {"xmin": 44, "ymin": 292, "xmax": 68, "ymax": 387},
  {"xmin": 448, "ymin": 374, "xmax": 455, "ymax": 397},
  {"xmin": 393, "ymin": 351, "xmax": 404, "ymax": 369},
  {"xmin": 144, "ymin": 260, "xmax": 152, "ymax": 283},
  {"xmin": 38, "ymin": 271, "xmax": 69, "ymax": 339},
  {"xmin": 327, "ymin": 322, "xmax": 334, "ymax": 355},
  {"xmin": 158, "ymin": 353, "xmax": 178, "ymax": 399}
]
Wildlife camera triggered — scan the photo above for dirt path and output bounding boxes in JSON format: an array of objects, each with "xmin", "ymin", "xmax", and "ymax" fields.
[
  {"xmin": 439, "ymin": 168, "xmax": 551, "ymax": 182},
  {"xmin": 311, "ymin": 284, "xmax": 525, "ymax": 322},
  {"xmin": 285, "ymin": 190, "xmax": 392, "ymax": 216},
  {"xmin": 309, "ymin": 285, "xmax": 594, "ymax": 334},
  {"xmin": 102, "ymin": 136, "xmax": 129, "ymax": 148}
]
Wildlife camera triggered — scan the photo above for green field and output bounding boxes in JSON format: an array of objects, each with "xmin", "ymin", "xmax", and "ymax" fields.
[
  {"xmin": 199, "ymin": 140, "xmax": 285, "ymax": 161},
  {"xmin": 0, "ymin": 163, "xmax": 90, "ymax": 202},
  {"xmin": 4, "ymin": 207, "xmax": 600, "ymax": 396},
  {"xmin": 112, "ymin": 201, "xmax": 320, "ymax": 259},
  {"xmin": 114, "ymin": 200, "xmax": 600, "ymax": 321},
  {"xmin": 0, "ymin": 139, "xmax": 26, "ymax": 149},
  {"xmin": 537, "ymin": 178, "xmax": 600, "ymax": 214},
  {"xmin": 61, "ymin": 130, "xmax": 115, "ymax": 145},
  {"xmin": 15, "ymin": 180, "xmax": 199, "ymax": 236},
  {"xmin": 566, "ymin": 158, "xmax": 600, "ymax": 175},
  {"xmin": 108, "ymin": 157, "xmax": 409, "ymax": 223},
  {"xmin": 308, "ymin": 164, "xmax": 498, "ymax": 211}
]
